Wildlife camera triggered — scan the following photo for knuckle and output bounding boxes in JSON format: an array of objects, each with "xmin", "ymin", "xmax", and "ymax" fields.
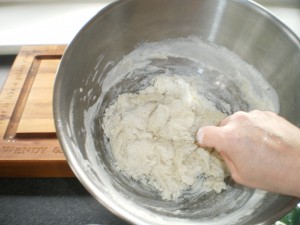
[
  {"xmin": 231, "ymin": 111, "xmax": 249, "ymax": 121},
  {"xmin": 251, "ymin": 109, "xmax": 261, "ymax": 114},
  {"xmin": 250, "ymin": 110, "xmax": 266, "ymax": 118},
  {"xmin": 265, "ymin": 110, "xmax": 277, "ymax": 117}
]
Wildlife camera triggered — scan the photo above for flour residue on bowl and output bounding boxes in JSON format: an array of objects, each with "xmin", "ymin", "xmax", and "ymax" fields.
[
  {"xmin": 103, "ymin": 75, "xmax": 229, "ymax": 200},
  {"xmin": 92, "ymin": 37, "xmax": 279, "ymax": 206}
]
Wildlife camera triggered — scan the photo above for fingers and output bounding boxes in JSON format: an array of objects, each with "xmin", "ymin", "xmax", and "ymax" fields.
[
  {"xmin": 196, "ymin": 126, "xmax": 223, "ymax": 149},
  {"xmin": 196, "ymin": 111, "xmax": 257, "ymax": 150}
]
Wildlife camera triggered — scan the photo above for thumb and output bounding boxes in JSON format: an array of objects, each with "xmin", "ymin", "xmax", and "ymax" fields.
[{"xmin": 196, "ymin": 126, "xmax": 222, "ymax": 149}]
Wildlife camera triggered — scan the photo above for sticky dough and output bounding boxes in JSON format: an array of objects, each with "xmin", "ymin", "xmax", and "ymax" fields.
[{"xmin": 103, "ymin": 76, "xmax": 229, "ymax": 200}]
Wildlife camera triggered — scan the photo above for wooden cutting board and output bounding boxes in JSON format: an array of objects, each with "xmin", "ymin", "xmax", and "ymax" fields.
[{"xmin": 0, "ymin": 46, "xmax": 74, "ymax": 177}]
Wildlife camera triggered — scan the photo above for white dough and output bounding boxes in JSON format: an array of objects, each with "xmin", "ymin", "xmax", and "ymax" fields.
[{"xmin": 103, "ymin": 76, "xmax": 229, "ymax": 200}]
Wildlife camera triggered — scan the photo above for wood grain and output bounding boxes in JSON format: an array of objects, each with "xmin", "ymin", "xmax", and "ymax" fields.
[{"xmin": 0, "ymin": 46, "xmax": 74, "ymax": 177}]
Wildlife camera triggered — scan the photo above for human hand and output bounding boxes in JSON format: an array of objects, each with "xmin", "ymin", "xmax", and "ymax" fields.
[{"xmin": 196, "ymin": 110, "xmax": 300, "ymax": 197}]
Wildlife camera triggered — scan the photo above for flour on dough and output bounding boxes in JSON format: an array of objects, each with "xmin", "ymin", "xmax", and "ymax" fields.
[{"xmin": 103, "ymin": 76, "xmax": 229, "ymax": 200}]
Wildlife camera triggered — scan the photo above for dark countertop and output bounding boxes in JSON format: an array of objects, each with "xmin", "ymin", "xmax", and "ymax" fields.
[{"xmin": 0, "ymin": 178, "xmax": 129, "ymax": 225}]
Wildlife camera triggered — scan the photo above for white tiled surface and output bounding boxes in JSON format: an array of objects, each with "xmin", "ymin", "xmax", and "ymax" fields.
[
  {"xmin": 0, "ymin": 1, "xmax": 299, "ymax": 55},
  {"xmin": 0, "ymin": 1, "xmax": 113, "ymax": 54}
]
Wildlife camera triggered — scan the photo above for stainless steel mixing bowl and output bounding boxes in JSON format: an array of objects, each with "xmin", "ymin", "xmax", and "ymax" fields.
[{"xmin": 53, "ymin": 0, "xmax": 300, "ymax": 224}]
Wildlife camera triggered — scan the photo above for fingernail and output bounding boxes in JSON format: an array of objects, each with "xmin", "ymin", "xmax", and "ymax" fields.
[{"xmin": 196, "ymin": 128, "xmax": 203, "ymax": 144}]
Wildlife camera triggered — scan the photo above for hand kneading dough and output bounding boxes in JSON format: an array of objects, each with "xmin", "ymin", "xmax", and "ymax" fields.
[{"xmin": 103, "ymin": 76, "xmax": 229, "ymax": 200}]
